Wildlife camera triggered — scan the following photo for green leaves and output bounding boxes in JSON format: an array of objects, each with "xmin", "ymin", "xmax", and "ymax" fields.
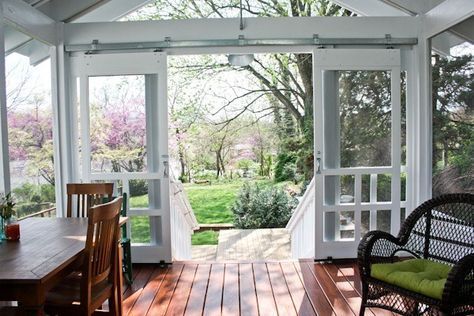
[{"xmin": 232, "ymin": 182, "xmax": 297, "ymax": 228}]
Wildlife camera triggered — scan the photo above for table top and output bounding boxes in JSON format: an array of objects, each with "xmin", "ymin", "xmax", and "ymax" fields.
[{"xmin": 0, "ymin": 218, "xmax": 88, "ymax": 283}]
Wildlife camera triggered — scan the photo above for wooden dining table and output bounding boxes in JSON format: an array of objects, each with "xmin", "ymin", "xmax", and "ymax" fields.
[{"xmin": 0, "ymin": 217, "xmax": 126, "ymax": 315}]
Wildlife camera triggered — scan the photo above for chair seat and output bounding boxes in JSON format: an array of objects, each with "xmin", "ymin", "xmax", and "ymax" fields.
[
  {"xmin": 46, "ymin": 273, "xmax": 113, "ymax": 309},
  {"xmin": 371, "ymin": 258, "xmax": 452, "ymax": 300}
]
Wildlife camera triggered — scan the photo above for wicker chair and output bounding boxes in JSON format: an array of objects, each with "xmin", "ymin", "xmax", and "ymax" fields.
[{"xmin": 358, "ymin": 193, "xmax": 474, "ymax": 316}]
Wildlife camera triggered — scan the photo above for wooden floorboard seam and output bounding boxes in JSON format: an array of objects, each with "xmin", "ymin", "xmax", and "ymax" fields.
[{"xmin": 120, "ymin": 261, "xmax": 393, "ymax": 316}]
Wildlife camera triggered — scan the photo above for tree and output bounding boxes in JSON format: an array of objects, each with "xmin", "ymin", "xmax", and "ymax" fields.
[
  {"xmin": 89, "ymin": 75, "xmax": 147, "ymax": 173},
  {"xmin": 8, "ymin": 94, "xmax": 55, "ymax": 185},
  {"xmin": 128, "ymin": 0, "xmax": 351, "ymax": 181},
  {"xmin": 432, "ymin": 53, "xmax": 473, "ymax": 195}
]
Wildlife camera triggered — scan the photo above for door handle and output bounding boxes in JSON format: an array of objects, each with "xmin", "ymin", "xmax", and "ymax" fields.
[
  {"xmin": 316, "ymin": 150, "xmax": 322, "ymax": 174},
  {"xmin": 163, "ymin": 161, "xmax": 169, "ymax": 178}
]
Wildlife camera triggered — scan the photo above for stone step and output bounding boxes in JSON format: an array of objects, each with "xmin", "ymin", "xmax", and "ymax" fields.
[{"xmin": 216, "ymin": 228, "xmax": 290, "ymax": 261}]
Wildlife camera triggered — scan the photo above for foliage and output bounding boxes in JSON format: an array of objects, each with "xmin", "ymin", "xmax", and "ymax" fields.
[
  {"xmin": 0, "ymin": 193, "xmax": 16, "ymax": 219},
  {"xmin": 432, "ymin": 53, "xmax": 473, "ymax": 195},
  {"xmin": 129, "ymin": 179, "xmax": 148, "ymax": 197},
  {"xmin": 12, "ymin": 183, "xmax": 55, "ymax": 204},
  {"xmin": 192, "ymin": 231, "xmax": 219, "ymax": 245},
  {"xmin": 274, "ymin": 152, "xmax": 297, "ymax": 182},
  {"xmin": 127, "ymin": 1, "xmax": 352, "ymax": 182},
  {"xmin": 232, "ymin": 182, "xmax": 297, "ymax": 229}
]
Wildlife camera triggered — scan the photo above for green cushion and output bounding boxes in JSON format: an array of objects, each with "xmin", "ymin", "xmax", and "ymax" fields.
[{"xmin": 371, "ymin": 258, "xmax": 452, "ymax": 300}]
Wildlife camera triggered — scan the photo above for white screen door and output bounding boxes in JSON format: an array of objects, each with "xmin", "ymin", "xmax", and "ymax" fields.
[
  {"xmin": 313, "ymin": 49, "xmax": 402, "ymax": 259},
  {"xmin": 70, "ymin": 52, "xmax": 171, "ymax": 263}
]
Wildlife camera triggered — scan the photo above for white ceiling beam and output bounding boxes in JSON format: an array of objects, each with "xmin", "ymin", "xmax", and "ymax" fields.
[
  {"xmin": 64, "ymin": 16, "xmax": 420, "ymax": 46},
  {"xmin": 381, "ymin": 0, "xmax": 445, "ymax": 15},
  {"xmin": 74, "ymin": 0, "xmax": 153, "ymax": 23},
  {"xmin": 331, "ymin": 0, "xmax": 408, "ymax": 16},
  {"xmin": 431, "ymin": 32, "xmax": 465, "ymax": 56},
  {"xmin": 4, "ymin": 24, "xmax": 32, "ymax": 53},
  {"xmin": 449, "ymin": 16, "xmax": 474, "ymax": 43},
  {"xmin": 423, "ymin": 0, "xmax": 474, "ymax": 39},
  {"xmin": 14, "ymin": 39, "xmax": 50, "ymax": 65},
  {"xmin": 2, "ymin": 0, "xmax": 56, "ymax": 45}
]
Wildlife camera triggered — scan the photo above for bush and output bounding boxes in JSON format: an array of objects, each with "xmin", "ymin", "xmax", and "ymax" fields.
[
  {"xmin": 232, "ymin": 183, "xmax": 298, "ymax": 229},
  {"xmin": 274, "ymin": 152, "xmax": 297, "ymax": 182},
  {"xmin": 12, "ymin": 183, "xmax": 55, "ymax": 204},
  {"xmin": 129, "ymin": 179, "xmax": 148, "ymax": 197}
]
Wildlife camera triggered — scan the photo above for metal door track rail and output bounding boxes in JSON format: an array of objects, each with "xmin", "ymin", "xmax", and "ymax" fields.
[{"xmin": 65, "ymin": 34, "xmax": 417, "ymax": 53}]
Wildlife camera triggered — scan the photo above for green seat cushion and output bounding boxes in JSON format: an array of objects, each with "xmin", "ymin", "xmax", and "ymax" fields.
[{"xmin": 371, "ymin": 258, "xmax": 452, "ymax": 300}]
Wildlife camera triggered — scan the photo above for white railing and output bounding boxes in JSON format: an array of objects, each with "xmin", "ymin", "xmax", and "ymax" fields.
[
  {"xmin": 170, "ymin": 176, "xmax": 199, "ymax": 260},
  {"xmin": 286, "ymin": 178, "xmax": 315, "ymax": 259}
]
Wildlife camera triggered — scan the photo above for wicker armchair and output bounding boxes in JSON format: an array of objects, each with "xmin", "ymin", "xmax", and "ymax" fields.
[{"xmin": 358, "ymin": 193, "xmax": 474, "ymax": 316}]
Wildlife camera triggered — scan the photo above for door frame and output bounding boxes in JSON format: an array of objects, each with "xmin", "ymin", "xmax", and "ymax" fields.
[
  {"xmin": 69, "ymin": 52, "xmax": 171, "ymax": 263},
  {"xmin": 313, "ymin": 48, "xmax": 402, "ymax": 259}
]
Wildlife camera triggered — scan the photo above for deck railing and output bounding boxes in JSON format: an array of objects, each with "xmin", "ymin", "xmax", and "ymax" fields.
[
  {"xmin": 18, "ymin": 206, "xmax": 56, "ymax": 220},
  {"xmin": 170, "ymin": 176, "xmax": 199, "ymax": 260},
  {"xmin": 286, "ymin": 178, "xmax": 315, "ymax": 259}
]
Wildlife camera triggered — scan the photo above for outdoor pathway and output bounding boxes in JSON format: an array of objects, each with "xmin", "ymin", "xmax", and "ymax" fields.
[
  {"xmin": 191, "ymin": 245, "xmax": 217, "ymax": 261},
  {"xmin": 216, "ymin": 228, "xmax": 291, "ymax": 260}
]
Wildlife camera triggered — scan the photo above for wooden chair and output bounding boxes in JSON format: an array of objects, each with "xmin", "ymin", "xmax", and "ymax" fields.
[
  {"xmin": 66, "ymin": 183, "xmax": 114, "ymax": 217},
  {"xmin": 44, "ymin": 197, "xmax": 123, "ymax": 316}
]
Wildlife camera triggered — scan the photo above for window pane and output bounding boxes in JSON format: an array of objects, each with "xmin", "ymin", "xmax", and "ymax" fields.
[
  {"xmin": 338, "ymin": 70, "xmax": 392, "ymax": 168},
  {"xmin": 6, "ymin": 53, "xmax": 55, "ymax": 218},
  {"xmin": 89, "ymin": 75, "xmax": 147, "ymax": 173},
  {"xmin": 131, "ymin": 216, "xmax": 151, "ymax": 243}
]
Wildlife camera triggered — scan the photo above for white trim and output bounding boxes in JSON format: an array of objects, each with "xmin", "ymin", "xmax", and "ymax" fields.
[
  {"xmin": 2, "ymin": 0, "xmax": 56, "ymax": 45},
  {"xmin": 390, "ymin": 64, "xmax": 401, "ymax": 235},
  {"xmin": 422, "ymin": 0, "xmax": 474, "ymax": 39},
  {"xmin": 313, "ymin": 48, "xmax": 403, "ymax": 259},
  {"xmin": 414, "ymin": 38, "xmax": 433, "ymax": 205},
  {"xmin": 331, "ymin": 0, "xmax": 409, "ymax": 16},
  {"xmin": 0, "ymin": 12, "xmax": 11, "ymax": 194},
  {"xmin": 71, "ymin": 52, "xmax": 171, "ymax": 263},
  {"xmin": 63, "ymin": 16, "xmax": 420, "ymax": 46}
]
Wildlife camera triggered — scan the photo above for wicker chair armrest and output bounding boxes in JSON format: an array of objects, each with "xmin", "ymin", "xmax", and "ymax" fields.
[
  {"xmin": 358, "ymin": 230, "xmax": 404, "ymax": 277},
  {"xmin": 442, "ymin": 253, "xmax": 474, "ymax": 307}
]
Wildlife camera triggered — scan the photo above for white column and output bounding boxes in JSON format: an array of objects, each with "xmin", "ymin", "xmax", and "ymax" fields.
[
  {"xmin": 50, "ymin": 23, "xmax": 76, "ymax": 216},
  {"xmin": 414, "ymin": 37, "xmax": 433, "ymax": 206},
  {"xmin": 0, "ymin": 10, "xmax": 11, "ymax": 194}
]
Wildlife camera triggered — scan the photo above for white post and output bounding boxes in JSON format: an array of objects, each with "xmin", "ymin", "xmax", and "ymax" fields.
[
  {"xmin": 50, "ymin": 23, "xmax": 75, "ymax": 216},
  {"xmin": 0, "ymin": 9, "xmax": 11, "ymax": 194},
  {"xmin": 414, "ymin": 37, "xmax": 433, "ymax": 206}
]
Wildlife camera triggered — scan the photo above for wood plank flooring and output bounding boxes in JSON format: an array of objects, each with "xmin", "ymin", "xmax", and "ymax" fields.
[{"xmin": 123, "ymin": 261, "xmax": 393, "ymax": 316}]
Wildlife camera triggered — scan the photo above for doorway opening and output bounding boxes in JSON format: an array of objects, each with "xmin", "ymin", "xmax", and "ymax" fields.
[{"xmin": 167, "ymin": 52, "xmax": 314, "ymax": 260}]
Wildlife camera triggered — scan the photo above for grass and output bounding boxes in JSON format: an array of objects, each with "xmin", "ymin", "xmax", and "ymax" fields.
[
  {"xmin": 191, "ymin": 230, "xmax": 219, "ymax": 245},
  {"xmin": 129, "ymin": 178, "xmax": 275, "ymax": 245}
]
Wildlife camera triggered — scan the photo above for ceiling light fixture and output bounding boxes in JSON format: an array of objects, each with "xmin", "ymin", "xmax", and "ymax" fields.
[{"xmin": 228, "ymin": 0, "xmax": 254, "ymax": 67}]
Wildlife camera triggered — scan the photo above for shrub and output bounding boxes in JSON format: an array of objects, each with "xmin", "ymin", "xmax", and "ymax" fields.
[
  {"xmin": 232, "ymin": 183, "xmax": 298, "ymax": 229},
  {"xmin": 12, "ymin": 183, "xmax": 55, "ymax": 204},
  {"xmin": 129, "ymin": 179, "xmax": 148, "ymax": 197},
  {"xmin": 274, "ymin": 152, "xmax": 297, "ymax": 182}
]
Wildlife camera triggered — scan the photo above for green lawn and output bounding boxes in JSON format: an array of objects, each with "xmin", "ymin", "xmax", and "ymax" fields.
[{"xmin": 129, "ymin": 179, "xmax": 274, "ymax": 245}]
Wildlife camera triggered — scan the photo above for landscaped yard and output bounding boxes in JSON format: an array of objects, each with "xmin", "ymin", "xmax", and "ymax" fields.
[{"xmin": 128, "ymin": 179, "xmax": 274, "ymax": 244}]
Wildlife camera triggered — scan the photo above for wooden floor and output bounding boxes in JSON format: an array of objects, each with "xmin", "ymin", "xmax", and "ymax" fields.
[{"xmin": 122, "ymin": 260, "xmax": 394, "ymax": 316}]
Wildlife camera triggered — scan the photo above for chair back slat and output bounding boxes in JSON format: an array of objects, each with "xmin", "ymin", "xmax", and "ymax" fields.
[
  {"xmin": 402, "ymin": 194, "xmax": 474, "ymax": 264},
  {"xmin": 66, "ymin": 183, "xmax": 114, "ymax": 218},
  {"xmin": 83, "ymin": 197, "xmax": 122, "ymax": 291}
]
